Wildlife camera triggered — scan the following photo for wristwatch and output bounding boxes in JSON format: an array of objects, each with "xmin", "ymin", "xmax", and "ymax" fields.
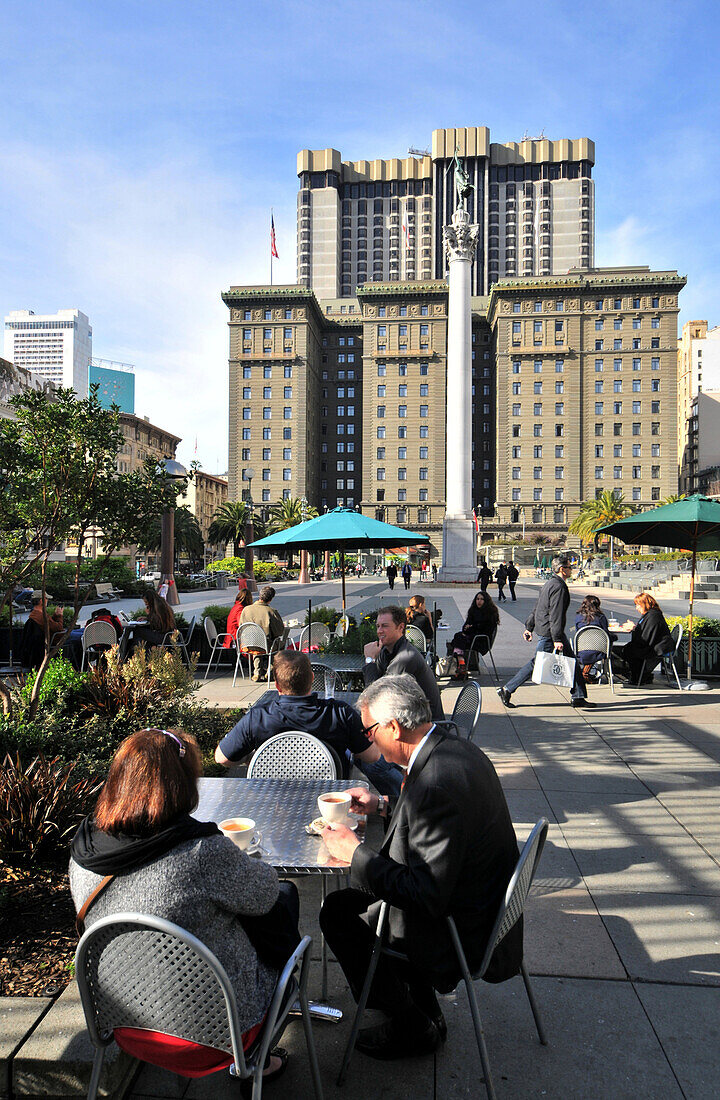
[
  {"xmin": 376, "ymin": 795, "xmax": 387, "ymax": 815},
  {"xmin": 365, "ymin": 656, "xmax": 374, "ymax": 664}
]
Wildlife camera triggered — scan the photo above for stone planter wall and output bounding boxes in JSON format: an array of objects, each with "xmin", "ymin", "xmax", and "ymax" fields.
[{"xmin": 682, "ymin": 636, "xmax": 720, "ymax": 678}]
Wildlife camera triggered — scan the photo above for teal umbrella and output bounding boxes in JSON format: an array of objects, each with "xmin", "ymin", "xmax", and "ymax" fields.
[
  {"xmin": 250, "ymin": 507, "xmax": 430, "ymax": 609},
  {"xmin": 599, "ymin": 494, "xmax": 720, "ymax": 676}
]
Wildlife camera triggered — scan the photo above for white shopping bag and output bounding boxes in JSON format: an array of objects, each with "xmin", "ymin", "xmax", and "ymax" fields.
[{"xmin": 532, "ymin": 650, "xmax": 576, "ymax": 688}]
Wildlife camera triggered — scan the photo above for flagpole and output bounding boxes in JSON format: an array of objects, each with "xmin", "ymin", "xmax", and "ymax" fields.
[{"xmin": 270, "ymin": 208, "xmax": 273, "ymax": 286}]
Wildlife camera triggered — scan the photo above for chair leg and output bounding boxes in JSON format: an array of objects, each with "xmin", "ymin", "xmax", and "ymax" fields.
[
  {"xmin": 487, "ymin": 649, "xmax": 499, "ymax": 682},
  {"xmin": 670, "ymin": 656, "xmax": 682, "ymax": 690},
  {"xmin": 299, "ymin": 984, "xmax": 325, "ymax": 1100},
  {"xmin": 233, "ymin": 651, "xmax": 242, "ymax": 687},
  {"xmin": 520, "ymin": 962, "xmax": 548, "ymax": 1045},
  {"xmin": 321, "ymin": 877, "xmax": 329, "ymax": 1001},
  {"xmin": 86, "ymin": 1047, "xmax": 105, "ymax": 1100},
  {"xmin": 607, "ymin": 656, "xmax": 615, "ymax": 695},
  {"xmin": 460, "ymin": 977, "xmax": 497, "ymax": 1100},
  {"xmin": 336, "ymin": 921, "xmax": 386, "ymax": 1086},
  {"xmin": 204, "ymin": 641, "xmax": 217, "ymax": 680}
]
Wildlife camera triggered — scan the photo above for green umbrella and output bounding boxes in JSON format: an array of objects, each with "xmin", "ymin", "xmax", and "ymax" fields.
[
  {"xmin": 250, "ymin": 507, "xmax": 430, "ymax": 610},
  {"xmin": 533, "ymin": 550, "xmax": 540, "ymax": 567},
  {"xmin": 599, "ymin": 494, "xmax": 720, "ymax": 677}
]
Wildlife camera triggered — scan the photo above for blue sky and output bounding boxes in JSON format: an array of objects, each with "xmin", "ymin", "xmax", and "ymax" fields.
[{"xmin": 1, "ymin": 0, "xmax": 718, "ymax": 471}]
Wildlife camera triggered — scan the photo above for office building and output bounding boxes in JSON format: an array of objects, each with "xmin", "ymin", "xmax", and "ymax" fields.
[
  {"xmin": 677, "ymin": 320, "xmax": 720, "ymax": 471},
  {"xmin": 117, "ymin": 414, "xmax": 180, "ymax": 475},
  {"xmin": 0, "ymin": 356, "xmax": 56, "ymax": 419},
  {"xmin": 680, "ymin": 390, "xmax": 720, "ymax": 495},
  {"xmin": 89, "ymin": 358, "xmax": 135, "ymax": 414},
  {"xmin": 297, "ymin": 126, "xmax": 595, "ymax": 299},
  {"xmin": 3, "ymin": 309, "xmax": 91, "ymax": 395}
]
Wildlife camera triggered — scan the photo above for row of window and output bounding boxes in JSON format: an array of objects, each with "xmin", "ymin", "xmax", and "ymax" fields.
[
  {"xmin": 594, "ymin": 467, "xmax": 662, "ymax": 479},
  {"xmin": 377, "ymin": 426, "xmax": 429, "ymax": 439},
  {"xmin": 377, "ymin": 447, "xmax": 429, "ymax": 459},
  {"xmin": 377, "ymin": 385, "xmax": 429, "ymax": 397},
  {"xmin": 376, "ymin": 405, "xmax": 429, "ymax": 417},
  {"xmin": 377, "ymin": 363, "xmax": 429, "ymax": 377},
  {"xmin": 240, "ymin": 449, "xmax": 292, "ymax": 461},
  {"xmin": 377, "ymin": 468, "xmax": 429, "ymax": 481},
  {"xmin": 241, "ymin": 365, "xmax": 293, "ymax": 379},
  {"xmin": 240, "ymin": 309, "xmax": 294, "ymax": 321},
  {"xmin": 242, "ymin": 387, "xmax": 293, "ymax": 399},
  {"xmin": 595, "ymin": 444, "xmax": 661, "ymax": 457},
  {"xmin": 510, "ymin": 296, "xmax": 660, "ymax": 315},
  {"xmin": 594, "ymin": 380, "xmax": 661, "ymax": 392},
  {"xmin": 376, "ymin": 489, "xmax": 430, "ymax": 502},
  {"xmin": 242, "ymin": 408, "xmax": 293, "ymax": 420},
  {"xmin": 594, "ymin": 401, "xmax": 661, "ymax": 414},
  {"xmin": 240, "ymin": 428, "xmax": 293, "ymax": 441}
]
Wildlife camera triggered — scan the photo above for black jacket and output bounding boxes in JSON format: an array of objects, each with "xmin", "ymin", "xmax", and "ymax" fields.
[
  {"xmin": 363, "ymin": 635, "xmax": 444, "ymax": 720},
  {"xmin": 495, "ymin": 565, "xmax": 508, "ymax": 584},
  {"xmin": 525, "ymin": 572, "xmax": 570, "ymax": 642},
  {"xmin": 350, "ymin": 731, "xmax": 522, "ymax": 990},
  {"xmin": 625, "ymin": 608, "xmax": 673, "ymax": 661},
  {"xmin": 507, "ymin": 564, "xmax": 519, "ymax": 583}
]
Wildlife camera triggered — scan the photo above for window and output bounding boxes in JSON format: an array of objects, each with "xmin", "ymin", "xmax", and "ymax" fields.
[
  {"xmin": 262, "ymin": 468, "xmax": 270, "ymax": 481},
  {"xmin": 652, "ymin": 400, "xmax": 660, "ymax": 413},
  {"xmin": 512, "ymin": 425, "xmax": 521, "ymax": 437},
  {"xmin": 513, "ymin": 382, "xmax": 521, "ymax": 395},
  {"xmin": 420, "ymin": 363, "xmax": 428, "ymax": 376},
  {"xmin": 595, "ymin": 423, "xmax": 604, "ymax": 436},
  {"xmin": 284, "ymin": 408, "xmax": 292, "ymax": 419},
  {"xmin": 595, "ymin": 359, "xmax": 604, "ymax": 372},
  {"xmin": 513, "ymin": 302, "xmax": 521, "ymax": 314},
  {"xmin": 243, "ymin": 366, "xmax": 251, "ymax": 379},
  {"xmin": 512, "ymin": 467, "xmax": 521, "ymax": 480},
  {"xmin": 398, "ymin": 468, "xmax": 407, "ymax": 481},
  {"xmin": 419, "ymin": 468, "xmax": 428, "ymax": 480},
  {"xmin": 242, "ymin": 426, "xmax": 251, "ymax": 439},
  {"xmin": 378, "ymin": 306, "xmax": 386, "ymax": 317},
  {"xmin": 555, "ymin": 466, "xmax": 564, "ymax": 479},
  {"xmin": 533, "ymin": 466, "xmax": 542, "ymax": 480},
  {"xmin": 261, "ymin": 447, "xmax": 270, "ymax": 460},
  {"xmin": 633, "ymin": 317, "xmax": 641, "ymax": 329},
  {"xmin": 595, "ymin": 319, "xmax": 604, "ymax": 330},
  {"xmin": 632, "ymin": 487, "xmax": 641, "ymax": 501},
  {"xmin": 399, "ymin": 306, "xmax": 407, "ymax": 316},
  {"xmin": 595, "ymin": 444, "xmax": 604, "ymax": 457},
  {"xmin": 398, "ymin": 425, "xmax": 407, "ymax": 438},
  {"xmin": 283, "ymin": 427, "xmax": 291, "ymax": 440},
  {"xmin": 263, "ymin": 366, "xmax": 272, "ymax": 378},
  {"xmin": 534, "ymin": 402, "xmax": 542, "ymax": 415},
  {"xmin": 512, "ymin": 403, "xmax": 521, "ymax": 416},
  {"xmin": 263, "ymin": 328, "xmax": 272, "ymax": 340},
  {"xmin": 652, "ymin": 487, "xmax": 661, "ymax": 500},
  {"xmin": 398, "ymin": 384, "xmax": 407, "ymax": 397},
  {"xmin": 555, "ymin": 403, "xmax": 564, "ymax": 415},
  {"xmin": 555, "ymin": 381, "xmax": 564, "ymax": 394},
  {"xmin": 377, "ymin": 468, "xmax": 385, "ymax": 480},
  {"xmin": 512, "ymin": 489, "xmax": 521, "ymax": 501},
  {"xmin": 282, "ymin": 468, "xmax": 291, "ymax": 481},
  {"xmin": 398, "ymin": 405, "xmax": 407, "ymax": 417},
  {"xmin": 595, "ymin": 380, "xmax": 604, "ymax": 393},
  {"xmin": 512, "ymin": 362, "xmax": 521, "ymax": 375},
  {"xmin": 595, "ymin": 402, "xmax": 604, "ymax": 415},
  {"xmin": 533, "ymin": 381, "xmax": 542, "ymax": 394},
  {"xmin": 632, "ymin": 444, "xmax": 641, "ymax": 457},
  {"xmin": 377, "ymin": 405, "xmax": 385, "ymax": 417},
  {"xmin": 651, "ymin": 317, "xmax": 660, "ymax": 329},
  {"xmin": 243, "ymin": 408, "xmax": 251, "ymax": 420},
  {"xmin": 555, "ymin": 489, "xmax": 564, "ymax": 501},
  {"xmin": 614, "ymin": 402, "xmax": 622, "ymax": 414},
  {"xmin": 419, "ymin": 425, "xmax": 428, "ymax": 438},
  {"xmin": 534, "ymin": 361, "xmax": 543, "ymax": 373},
  {"xmin": 261, "ymin": 489, "xmax": 270, "ymax": 502},
  {"xmin": 614, "ymin": 466, "xmax": 622, "ymax": 479},
  {"xmin": 534, "ymin": 424, "xmax": 542, "ymax": 437},
  {"xmin": 555, "ymin": 445, "xmax": 564, "ymax": 458},
  {"xmin": 377, "ymin": 426, "xmax": 386, "ymax": 438},
  {"xmin": 533, "ymin": 489, "xmax": 542, "ymax": 501},
  {"xmin": 614, "ymin": 380, "xmax": 622, "ymax": 393},
  {"xmin": 633, "ymin": 358, "xmax": 641, "ymax": 371},
  {"xmin": 633, "ymin": 379, "xmax": 641, "ymax": 392},
  {"xmin": 242, "ymin": 386, "xmax": 251, "ymax": 399},
  {"xmin": 284, "ymin": 387, "xmax": 292, "ymax": 398},
  {"xmin": 556, "ymin": 301, "xmax": 564, "ymax": 311}
]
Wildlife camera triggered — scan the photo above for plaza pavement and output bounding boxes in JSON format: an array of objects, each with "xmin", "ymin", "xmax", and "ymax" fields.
[{"xmin": 117, "ymin": 576, "xmax": 720, "ymax": 1097}]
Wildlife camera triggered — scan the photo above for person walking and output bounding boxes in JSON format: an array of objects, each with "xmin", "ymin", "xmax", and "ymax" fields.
[
  {"xmin": 431, "ymin": 563, "xmax": 437, "ymax": 582},
  {"xmin": 495, "ymin": 562, "xmax": 508, "ymax": 602},
  {"xmin": 401, "ymin": 560, "xmax": 412, "ymax": 591},
  {"xmin": 507, "ymin": 561, "xmax": 519, "ymax": 601},
  {"xmin": 477, "ymin": 560, "xmax": 492, "ymax": 594},
  {"xmin": 497, "ymin": 555, "xmax": 595, "ymax": 709},
  {"xmin": 386, "ymin": 562, "xmax": 398, "ymax": 590}
]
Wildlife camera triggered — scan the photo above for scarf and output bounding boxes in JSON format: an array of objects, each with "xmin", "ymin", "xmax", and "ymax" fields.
[{"xmin": 70, "ymin": 813, "xmax": 220, "ymax": 876}]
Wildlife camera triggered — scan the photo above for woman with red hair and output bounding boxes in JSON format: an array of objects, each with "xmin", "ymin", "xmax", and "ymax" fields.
[
  {"xmin": 69, "ymin": 728, "xmax": 297, "ymax": 1082},
  {"xmin": 613, "ymin": 592, "xmax": 673, "ymax": 684}
]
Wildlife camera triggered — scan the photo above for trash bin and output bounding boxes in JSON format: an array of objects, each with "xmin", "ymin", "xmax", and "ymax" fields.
[{"xmin": 215, "ymin": 572, "xmax": 228, "ymax": 590}]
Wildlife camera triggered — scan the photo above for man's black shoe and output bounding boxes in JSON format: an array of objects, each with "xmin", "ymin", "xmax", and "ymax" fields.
[
  {"xmin": 571, "ymin": 698, "xmax": 597, "ymax": 708},
  {"xmin": 431, "ymin": 1008, "xmax": 447, "ymax": 1041},
  {"xmin": 497, "ymin": 687, "xmax": 514, "ymax": 708},
  {"xmin": 355, "ymin": 1016, "xmax": 441, "ymax": 1060}
]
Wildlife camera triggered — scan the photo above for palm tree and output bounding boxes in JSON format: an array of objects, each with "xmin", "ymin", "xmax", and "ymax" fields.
[
  {"xmin": 267, "ymin": 497, "xmax": 318, "ymax": 567},
  {"xmin": 207, "ymin": 501, "xmax": 265, "ymax": 551},
  {"xmin": 569, "ymin": 490, "xmax": 631, "ymax": 549},
  {"xmin": 661, "ymin": 494, "xmax": 686, "ymax": 506}
]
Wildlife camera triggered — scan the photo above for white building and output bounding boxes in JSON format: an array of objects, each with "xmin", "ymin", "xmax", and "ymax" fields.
[{"xmin": 3, "ymin": 308, "xmax": 92, "ymax": 395}]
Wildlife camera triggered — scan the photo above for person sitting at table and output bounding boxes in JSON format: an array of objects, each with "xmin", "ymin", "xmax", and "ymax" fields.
[
  {"xmin": 223, "ymin": 588, "xmax": 253, "ymax": 649},
  {"xmin": 319, "ymin": 675, "xmax": 521, "ymax": 1060},
  {"xmin": 215, "ymin": 651, "xmax": 402, "ymax": 797},
  {"xmin": 612, "ymin": 591, "xmax": 673, "ymax": 685},
  {"xmin": 118, "ymin": 589, "xmax": 175, "ymax": 662},
  {"xmin": 69, "ymin": 727, "xmax": 298, "ymax": 1084},
  {"xmin": 240, "ymin": 585, "xmax": 284, "ymax": 681},
  {"xmin": 405, "ymin": 594, "xmax": 434, "ymax": 642},
  {"xmin": 574, "ymin": 595, "xmax": 614, "ymax": 682},
  {"xmin": 446, "ymin": 590, "xmax": 500, "ymax": 676},
  {"xmin": 21, "ymin": 595, "xmax": 75, "ymax": 669},
  {"xmin": 363, "ymin": 606, "xmax": 444, "ymax": 721}
]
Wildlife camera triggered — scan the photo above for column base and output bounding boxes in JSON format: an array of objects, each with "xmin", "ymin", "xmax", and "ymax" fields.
[{"xmin": 438, "ymin": 517, "xmax": 477, "ymax": 583}]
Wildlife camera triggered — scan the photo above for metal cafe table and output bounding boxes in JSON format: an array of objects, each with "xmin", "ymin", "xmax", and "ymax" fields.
[
  {"xmin": 196, "ymin": 776, "xmax": 368, "ymax": 1019},
  {"xmin": 310, "ymin": 651, "xmax": 367, "ymax": 689}
]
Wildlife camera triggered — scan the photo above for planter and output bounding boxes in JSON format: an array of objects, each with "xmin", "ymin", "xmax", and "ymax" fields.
[{"xmin": 682, "ymin": 636, "xmax": 720, "ymax": 678}]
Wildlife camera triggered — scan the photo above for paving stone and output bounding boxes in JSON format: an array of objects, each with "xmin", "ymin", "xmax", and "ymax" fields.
[
  {"xmin": 0, "ymin": 1000, "xmax": 51, "ymax": 1100},
  {"xmin": 544, "ymin": 790, "xmax": 686, "ymax": 834},
  {"xmin": 634, "ymin": 982, "xmax": 720, "ymax": 1099},
  {"xmin": 524, "ymin": 888, "xmax": 626, "ymax": 979},
  {"xmin": 567, "ymin": 832, "xmax": 720, "ymax": 895}
]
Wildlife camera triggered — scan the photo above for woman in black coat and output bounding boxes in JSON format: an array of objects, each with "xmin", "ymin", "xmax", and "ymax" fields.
[
  {"xmin": 574, "ymin": 595, "xmax": 614, "ymax": 681},
  {"xmin": 614, "ymin": 592, "xmax": 673, "ymax": 684},
  {"xmin": 447, "ymin": 591, "xmax": 500, "ymax": 667},
  {"xmin": 405, "ymin": 594, "xmax": 434, "ymax": 642}
]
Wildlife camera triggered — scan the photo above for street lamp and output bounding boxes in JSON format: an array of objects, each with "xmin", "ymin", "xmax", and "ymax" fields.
[
  {"xmin": 160, "ymin": 458, "xmax": 188, "ymax": 607},
  {"xmin": 243, "ymin": 467, "xmax": 256, "ymax": 589},
  {"xmin": 298, "ymin": 496, "xmax": 309, "ymax": 584},
  {"xmin": 521, "ymin": 507, "xmax": 526, "ymax": 542}
]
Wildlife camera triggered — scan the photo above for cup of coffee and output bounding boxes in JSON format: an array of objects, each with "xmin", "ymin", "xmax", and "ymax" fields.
[
  {"xmin": 318, "ymin": 791, "xmax": 351, "ymax": 826},
  {"xmin": 219, "ymin": 817, "xmax": 262, "ymax": 851}
]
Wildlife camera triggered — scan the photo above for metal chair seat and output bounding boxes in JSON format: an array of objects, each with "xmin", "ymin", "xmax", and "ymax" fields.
[
  {"xmin": 310, "ymin": 662, "xmax": 339, "ymax": 697},
  {"xmin": 467, "ymin": 627, "xmax": 499, "ymax": 682},
  {"xmin": 639, "ymin": 623, "xmax": 683, "ymax": 689},
  {"xmin": 298, "ymin": 622, "xmax": 331, "ymax": 652},
  {"xmin": 161, "ymin": 615, "xmax": 196, "ymax": 668},
  {"xmin": 405, "ymin": 625, "xmax": 427, "ymax": 653},
  {"xmin": 450, "ymin": 680, "xmax": 482, "ymax": 739},
  {"xmin": 233, "ymin": 622, "xmax": 283, "ymax": 686},
  {"xmin": 81, "ymin": 621, "xmax": 118, "ymax": 671},
  {"xmin": 246, "ymin": 730, "xmax": 340, "ymax": 779},
  {"xmin": 575, "ymin": 624, "xmax": 614, "ymax": 693}
]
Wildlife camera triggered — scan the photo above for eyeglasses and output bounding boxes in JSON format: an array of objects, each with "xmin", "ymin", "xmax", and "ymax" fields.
[{"xmin": 361, "ymin": 721, "xmax": 380, "ymax": 737}]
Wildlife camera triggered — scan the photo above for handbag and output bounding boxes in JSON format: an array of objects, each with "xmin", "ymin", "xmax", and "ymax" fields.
[{"xmin": 532, "ymin": 649, "xmax": 576, "ymax": 688}]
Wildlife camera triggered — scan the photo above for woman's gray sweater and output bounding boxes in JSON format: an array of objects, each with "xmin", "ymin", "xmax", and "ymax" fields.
[{"xmin": 70, "ymin": 834, "xmax": 280, "ymax": 1033}]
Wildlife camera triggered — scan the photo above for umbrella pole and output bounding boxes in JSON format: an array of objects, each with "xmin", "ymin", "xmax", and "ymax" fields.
[
  {"xmin": 340, "ymin": 549, "xmax": 346, "ymax": 611},
  {"xmin": 689, "ymin": 546, "xmax": 697, "ymax": 681}
]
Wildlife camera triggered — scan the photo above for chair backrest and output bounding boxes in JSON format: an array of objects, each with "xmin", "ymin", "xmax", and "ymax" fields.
[
  {"xmin": 298, "ymin": 622, "xmax": 331, "ymax": 651},
  {"xmin": 574, "ymin": 625, "xmax": 611, "ymax": 657},
  {"xmin": 451, "ymin": 681, "xmax": 482, "ymax": 738},
  {"xmin": 476, "ymin": 818, "xmax": 549, "ymax": 980},
  {"xmin": 670, "ymin": 622, "xmax": 683, "ymax": 651},
  {"xmin": 237, "ymin": 623, "xmax": 269, "ymax": 653},
  {"xmin": 76, "ymin": 912, "xmax": 245, "ymax": 1070},
  {"xmin": 204, "ymin": 616, "xmax": 219, "ymax": 644},
  {"xmin": 82, "ymin": 621, "xmax": 118, "ymax": 652},
  {"xmin": 246, "ymin": 731, "xmax": 340, "ymax": 779},
  {"xmin": 334, "ymin": 615, "xmax": 351, "ymax": 638},
  {"xmin": 310, "ymin": 663, "xmax": 338, "ymax": 696},
  {"xmin": 183, "ymin": 616, "xmax": 196, "ymax": 644},
  {"xmin": 405, "ymin": 625, "xmax": 427, "ymax": 653}
]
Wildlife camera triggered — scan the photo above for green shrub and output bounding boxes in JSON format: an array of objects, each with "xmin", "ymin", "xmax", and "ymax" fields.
[
  {"xmin": 666, "ymin": 615, "xmax": 720, "ymax": 640},
  {"xmin": 0, "ymin": 753, "xmax": 103, "ymax": 866},
  {"xmin": 21, "ymin": 656, "xmax": 88, "ymax": 710},
  {"xmin": 203, "ymin": 605, "xmax": 231, "ymax": 631},
  {"xmin": 207, "ymin": 556, "xmax": 245, "ymax": 574}
]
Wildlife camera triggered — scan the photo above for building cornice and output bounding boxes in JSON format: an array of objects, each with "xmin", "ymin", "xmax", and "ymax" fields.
[{"xmin": 357, "ymin": 281, "xmax": 448, "ymax": 298}]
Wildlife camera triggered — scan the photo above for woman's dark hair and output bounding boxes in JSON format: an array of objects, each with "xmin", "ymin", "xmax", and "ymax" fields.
[
  {"xmin": 466, "ymin": 591, "xmax": 500, "ymax": 626},
  {"xmin": 406, "ymin": 594, "xmax": 426, "ymax": 622},
  {"xmin": 94, "ymin": 728, "xmax": 202, "ymax": 836},
  {"xmin": 234, "ymin": 588, "xmax": 253, "ymax": 609},
  {"xmin": 578, "ymin": 595, "xmax": 602, "ymax": 623},
  {"xmin": 143, "ymin": 588, "xmax": 175, "ymax": 633}
]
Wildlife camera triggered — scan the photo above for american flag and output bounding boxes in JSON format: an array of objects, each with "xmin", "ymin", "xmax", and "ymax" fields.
[
  {"xmin": 472, "ymin": 509, "xmax": 480, "ymax": 533},
  {"xmin": 270, "ymin": 214, "xmax": 279, "ymax": 259}
]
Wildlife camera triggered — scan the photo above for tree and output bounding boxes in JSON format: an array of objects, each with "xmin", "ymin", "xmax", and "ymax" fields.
[
  {"xmin": 568, "ymin": 490, "xmax": 631, "ymax": 549},
  {"xmin": 139, "ymin": 506, "xmax": 204, "ymax": 567},
  {"xmin": 267, "ymin": 497, "xmax": 318, "ymax": 567},
  {"xmin": 207, "ymin": 501, "xmax": 265, "ymax": 550},
  {"xmin": 661, "ymin": 494, "xmax": 686, "ymax": 505},
  {"xmin": 0, "ymin": 386, "xmax": 184, "ymax": 716}
]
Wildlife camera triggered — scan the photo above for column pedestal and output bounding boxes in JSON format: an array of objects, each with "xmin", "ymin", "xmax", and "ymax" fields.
[{"xmin": 440, "ymin": 518, "xmax": 478, "ymax": 582}]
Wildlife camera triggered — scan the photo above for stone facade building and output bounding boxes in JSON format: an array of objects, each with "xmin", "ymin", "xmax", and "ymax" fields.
[{"xmin": 179, "ymin": 470, "xmax": 228, "ymax": 550}]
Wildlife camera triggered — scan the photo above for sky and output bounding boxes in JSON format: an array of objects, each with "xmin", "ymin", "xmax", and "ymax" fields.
[{"xmin": 1, "ymin": 0, "xmax": 718, "ymax": 474}]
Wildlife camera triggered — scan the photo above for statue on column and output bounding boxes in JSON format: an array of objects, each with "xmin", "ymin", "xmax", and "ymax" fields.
[{"xmin": 453, "ymin": 147, "xmax": 474, "ymax": 208}]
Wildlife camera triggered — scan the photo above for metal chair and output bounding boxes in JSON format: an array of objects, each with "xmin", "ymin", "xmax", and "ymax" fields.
[
  {"xmin": 334, "ymin": 615, "xmax": 351, "ymax": 639},
  {"xmin": 202, "ymin": 616, "xmax": 234, "ymax": 680},
  {"xmin": 639, "ymin": 623, "xmax": 683, "ymax": 689},
  {"xmin": 337, "ymin": 819, "xmax": 550, "ymax": 1098},
  {"xmin": 298, "ymin": 622, "xmax": 331, "ymax": 652},
  {"xmin": 80, "ymin": 621, "xmax": 118, "ymax": 671},
  {"xmin": 467, "ymin": 627, "xmax": 499, "ymax": 682},
  {"xmin": 575, "ymin": 625, "xmax": 614, "ymax": 693},
  {"xmin": 233, "ymin": 623, "xmax": 283, "ymax": 686},
  {"xmin": 75, "ymin": 913, "xmax": 323, "ymax": 1100},
  {"xmin": 405, "ymin": 625, "xmax": 427, "ymax": 653},
  {"xmin": 161, "ymin": 615, "xmax": 196, "ymax": 668},
  {"xmin": 246, "ymin": 731, "xmax": 340, "ymax": 779},
  {"xmin": 449, "ymin": 680, "xmax": 482, "ymax": 740},
  {"xmin": 310, "ymin": 662, "xmax": 339, "ymax": 697}
]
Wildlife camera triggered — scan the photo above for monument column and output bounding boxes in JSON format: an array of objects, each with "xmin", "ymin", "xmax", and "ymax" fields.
[{"xmin": 439, "ymin": 202, "xmax": 479, "ymax": 581}]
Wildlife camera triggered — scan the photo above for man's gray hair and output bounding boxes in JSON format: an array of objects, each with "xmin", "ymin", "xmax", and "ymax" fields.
[
  {"xmin": 552, "ymin": 555, "xmax": 572, "ymax": 572},
  {"xmin": 259, "ymin": 586, "xmax": 275, "ymax": 603},
  {"xmin": 358, "ymin": 674, "xmax": 432, "ymax": 731}
]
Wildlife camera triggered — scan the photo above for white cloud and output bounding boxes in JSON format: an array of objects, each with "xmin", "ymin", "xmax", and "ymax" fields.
[{"xmin": 595, "ymin": 216, "xmax": 650, "ymax": 267}]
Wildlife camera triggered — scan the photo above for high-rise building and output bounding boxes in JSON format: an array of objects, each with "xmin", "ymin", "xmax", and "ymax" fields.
[
  {"xmin": 89, "ymin": 358, "xmax": 135, "ymax": 414},
  {"xmin": 224, "ymin": 266, "xmax": 683, "ymax": 557},
  {"xmin": 3, "ymin": 309, "xmax": 92, "ymax": 395},
  {"xmin": 677, "ymin": 320, "xmax": 720, "ymax": 472},
  {"xmin": 679, "ymin": 390, "xmax": 720, "ymax": 495},
  {"xmin": 297, "ymin": 126, "xmax": 595, "ymax": 300}
]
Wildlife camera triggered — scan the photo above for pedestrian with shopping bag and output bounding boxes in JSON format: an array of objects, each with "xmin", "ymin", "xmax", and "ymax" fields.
[{"xmin": 497, "ymin": 555, "xmax": 595, "ymax": 709}]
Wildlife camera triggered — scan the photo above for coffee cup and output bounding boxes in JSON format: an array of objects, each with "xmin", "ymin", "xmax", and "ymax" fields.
[
  {"xmin": 317, "ymin": 791, "xmax": 351, "ymax": 826},
  {"xmin": 219, "ymin": 817, "xmax": 262, "ymax": 852}
]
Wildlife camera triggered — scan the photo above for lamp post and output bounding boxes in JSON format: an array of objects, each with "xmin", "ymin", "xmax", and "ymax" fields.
[
  {"xmin": 160, "ymin": 458, "xmax": 188, "ymax": 607},
  {"xmin": 242, "ymin": 468, "xmax": 256, "ymax": 590},
  {"xmin": 521, "ymin": 507, "xmax": 526, "ymax": 542},
  {"xmin": 298, "ymin": 496, "xmax": 309, "ymax": 584}
]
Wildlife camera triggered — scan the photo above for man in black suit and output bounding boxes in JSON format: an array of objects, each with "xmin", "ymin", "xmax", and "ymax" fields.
[
  {"xmin": 363, "ymin": 605, "xmax": 444, "ymax": 720},
  {"xmin": 320, "ymin": 675, "xmax": 521, "ymax": 1060}
]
